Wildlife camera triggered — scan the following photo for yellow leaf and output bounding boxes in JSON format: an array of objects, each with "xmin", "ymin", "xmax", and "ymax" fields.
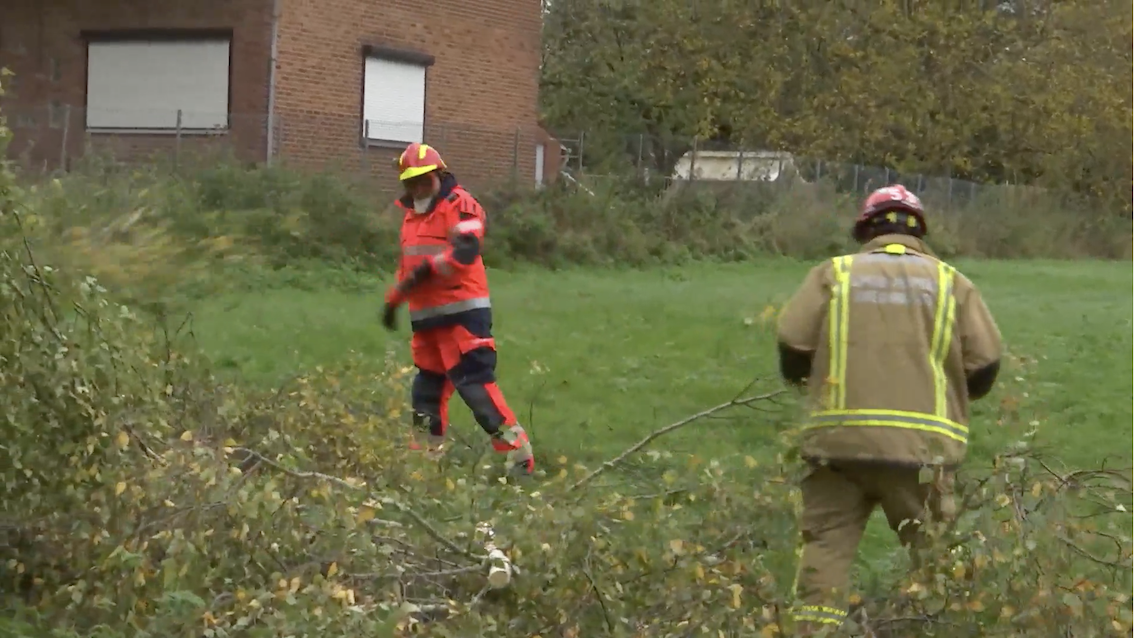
[
  {"xmin": 445, "ymin": 478, "xmax": 456, "ymax": 491},
  {"xmin": 669, "ymin": 539, "xmax": 685, "ymax": 555},
  {"xmin": 179, "ymin": 430, "xmax": 193, "ymax": 442},
  {"xmin": 115, "ymin": 482, "xmax": 127, "ymax": 496},
  {"xmin": 622, "ymin": 510, "xmax": 634, "ymax": 521},
  {"xmin": 693, "ymin": 563, "xmax": 705, "ymax": 580},
  {"xmin": 744, "ymin": 456, "xmax": 758, "ymax": 469},
  {"xmin": 557, "ymin": 456, "xmax": 568, "ymax": 465},
  {"xmin": 165, "ymin": 384, "xmax": 174, "ymax": 396},
  {"xmin": 115, "ymin": 431, "xmax": 130, "ymax": 450},
  {"xmin": 729, "ymin": 583, "xmax": 743, "ymax": 609},
  {"xmin": 356, "ymin": 507, "xmax": 376, "ymax": 524},
  {"xmin": 327, "ymin": 562, "xmax": 339, "ymax": 578}
]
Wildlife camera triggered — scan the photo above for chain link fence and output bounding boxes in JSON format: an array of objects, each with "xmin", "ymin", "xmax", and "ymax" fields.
[
  {"xmin": 551, "ymin": 131, "xmax": 1068, "ymax": 213},
  {"xmin": 4, "ymin": 102, "xmax": 1078, "ymax": 212},
  {"xmin": 3, "ymin": 103, "xmax": 562, "ymax": 194}
]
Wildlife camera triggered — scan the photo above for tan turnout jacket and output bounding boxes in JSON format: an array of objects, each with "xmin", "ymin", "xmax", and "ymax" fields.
[{"xmin": 777, "ymin": 234, "xmax": 1002, "ymax": 467}]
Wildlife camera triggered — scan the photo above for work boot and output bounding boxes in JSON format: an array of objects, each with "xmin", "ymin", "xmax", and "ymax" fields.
[{"xmin": 409, "ymin": 433, "xmax": 446, "ymax": 460}]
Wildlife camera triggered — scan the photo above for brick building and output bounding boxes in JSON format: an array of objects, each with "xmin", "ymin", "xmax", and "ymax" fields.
[{"xmin": 0, "ymin": 0, "xmax": 560, "ymax": 190}]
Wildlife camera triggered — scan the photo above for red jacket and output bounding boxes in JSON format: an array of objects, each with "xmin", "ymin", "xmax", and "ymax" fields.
[{"xmin": 394, "ymin": 173, "xmax": 492, "ymax": 332}]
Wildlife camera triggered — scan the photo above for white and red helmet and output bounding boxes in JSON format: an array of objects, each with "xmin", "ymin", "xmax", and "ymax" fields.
[{"xmin": 853, "ymin": 184, "xmax": 927, "ymax": 242}]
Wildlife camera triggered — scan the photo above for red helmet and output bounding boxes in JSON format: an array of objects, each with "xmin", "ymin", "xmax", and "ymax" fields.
[
  {"xmin": 395, "ymin": 143, "xmax": 447, "ymax": 181},
  {"xmin": 853, "ymin": 184, "xmax": 927, "ymax": 242}
]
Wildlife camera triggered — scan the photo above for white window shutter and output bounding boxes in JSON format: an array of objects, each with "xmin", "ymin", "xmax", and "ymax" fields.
[
  {"xmin": 86, "ymin": 39, "xmax": 230, "ymax": 130},
  {"xmin": 362, "ymin": 57, "xmax": 426, "ymax": 143}
]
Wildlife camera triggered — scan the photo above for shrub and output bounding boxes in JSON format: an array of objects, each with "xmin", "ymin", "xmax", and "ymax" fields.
[{"xmin": 9, "ymin": 152, "xmax": 1130, "ymax": 296}]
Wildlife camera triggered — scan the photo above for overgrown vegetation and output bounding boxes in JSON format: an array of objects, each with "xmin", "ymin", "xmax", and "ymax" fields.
[
  {"xmin": 1, "ymin": 230, "xmax": 1131, "ymax": 635},
  {"xmin": 12, "ymin": 154, "xmax": 1131, "ymax": 304},
  {"xmin": 2, "ymin": 70, "xmax": 1133, "ymax": 638}
]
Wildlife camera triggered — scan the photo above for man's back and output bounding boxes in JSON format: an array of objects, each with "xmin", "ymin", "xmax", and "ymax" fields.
[{"xmin": 778, "ymin": 234, "xmax": 1002, "ymax": 466}]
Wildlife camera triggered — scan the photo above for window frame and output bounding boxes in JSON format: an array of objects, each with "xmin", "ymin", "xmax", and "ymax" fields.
[
  {"xmin": 359, "ymin": 44, "xmax": 434, "ymax": 149},
  {"xmin": 81, "ymin": 29, "xmax": 234, "ymax": 134}
]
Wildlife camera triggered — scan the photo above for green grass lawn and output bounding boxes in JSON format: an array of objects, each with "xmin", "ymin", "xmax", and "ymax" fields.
[{"xmin": 186, "ymin": 258, "xmax": 1133, "ymax": 585}]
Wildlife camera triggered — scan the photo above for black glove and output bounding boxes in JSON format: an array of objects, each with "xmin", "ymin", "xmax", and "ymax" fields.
[
  {"xmin": 381, "ymin": 302, "xmax": 399, "ymax": 331},
  {"xmin": 380, "ymin": 262, "xmax": 434, "ymax": 332}
]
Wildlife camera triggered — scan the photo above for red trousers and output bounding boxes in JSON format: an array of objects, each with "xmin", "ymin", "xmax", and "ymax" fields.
[{"xmin": 410, "ymin": 321, "xmax": 517, "ymax": 450}]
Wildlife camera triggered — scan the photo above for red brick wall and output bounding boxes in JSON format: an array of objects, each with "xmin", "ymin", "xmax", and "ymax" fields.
[
  {"xmin": 0, "ymin": 0, "xmax": 273, "ymax": 170},
  {"xmin": 272, "ymin": 0, "xmax": 545, "ymax": 194}
]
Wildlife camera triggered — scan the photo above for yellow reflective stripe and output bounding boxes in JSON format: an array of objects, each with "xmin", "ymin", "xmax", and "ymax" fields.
[
  {"xmin": 930, "ymin": 262, "xmax": 957, "ymax": 417},
  {"xmin": 791, "ymin": 604, "xmax": 847, "ymax": 624},
  {"xmin": 882, "ymin": 243, "xmax": 906, "ymax": 254},
  {"xmin": 807, "ymin": 409, "xmax": 968, "ymax": 443},
  {"xmin": 826, "ymin": 256, "xmax": 853, "ymax": 409}
]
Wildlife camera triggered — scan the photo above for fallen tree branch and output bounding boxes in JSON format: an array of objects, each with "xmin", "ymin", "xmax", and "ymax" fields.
[
  {"xmin": 569, "ymin": 387, "xmax": 785, "ymax": 492},
  {"xmin": 233, "ymin": 447, "xmax": 480, "ymax": 560}
]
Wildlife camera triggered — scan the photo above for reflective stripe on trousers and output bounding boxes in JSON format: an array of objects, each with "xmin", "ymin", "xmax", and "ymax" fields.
[
  {"xmin": 790, "ymin": 604, "xmax": 847, "ymax": 626},
  {"xmin": 409, "ymin": 297, "xmax": 492, "ymax": 322}
]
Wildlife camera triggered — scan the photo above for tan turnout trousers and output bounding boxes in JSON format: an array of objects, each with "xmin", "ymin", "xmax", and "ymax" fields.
[{"xmin": 790, "ymin": 461, "xmax": 956, "ymax": 635}]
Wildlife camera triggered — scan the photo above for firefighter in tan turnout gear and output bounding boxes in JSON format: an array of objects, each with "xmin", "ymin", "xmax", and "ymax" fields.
[{"xmin": 776, "ymin": 185, "xmax": 1003, "ymax": 635}]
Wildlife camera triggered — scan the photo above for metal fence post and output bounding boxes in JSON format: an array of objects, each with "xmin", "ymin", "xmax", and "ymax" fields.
[
  {"xmin": 576, "ymin": 131, "xmax": 585, "ymax": 172},
  {"xmin": 60, "ymin": 104, "xmax": 71, "ymax": 172},
  {"xmin": 361, "ymin": 119, "xmax": 370, "ymax": 173},
  {"xmin": 636, "ymin": 133, "xmax": 644, "ymax": 182},
  {"xmin": 512, "ymin": 126, "xmax": 520, "ymax": 183},
  {"xmin": 175, "ymin": 109, "xmax": 183, "ymax": 171},
  {"xmin": 689, "ymin": 136, "xmax": 699, "ymax": 181}
]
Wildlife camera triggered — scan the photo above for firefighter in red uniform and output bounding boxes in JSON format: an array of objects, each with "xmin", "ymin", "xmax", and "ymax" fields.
[{"xmin": 380, "ymin": 143, "xmax": 535, "ymax": 477}]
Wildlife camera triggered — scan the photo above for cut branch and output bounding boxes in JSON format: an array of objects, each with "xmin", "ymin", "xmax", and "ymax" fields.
[{"xmin": 569, "ymin": 386, "xmax": 785, "ymax": 491}]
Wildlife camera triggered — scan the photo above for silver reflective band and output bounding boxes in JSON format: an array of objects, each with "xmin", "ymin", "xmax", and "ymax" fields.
[
  {"xmin": 403, "ymin": 244, "xmax": 447, "ymax": 256},
  {"xmin": 409, "ymin": 297, "xmax": 492, "ymax": 321}
]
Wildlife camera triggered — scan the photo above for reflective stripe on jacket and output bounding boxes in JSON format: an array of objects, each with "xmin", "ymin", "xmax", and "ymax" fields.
[
  {"xmin": 395, "ymin": 175, "xmax": 492, "ymax": 332},
  {"xmin": 777, "ymin": 234, "xmax": 1002, "ymax": 466}
]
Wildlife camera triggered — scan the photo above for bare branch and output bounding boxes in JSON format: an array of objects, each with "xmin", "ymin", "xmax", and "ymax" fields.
[{"xmin": 569, "ymin": 385, "xmax": 785, "ymax": 492}]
